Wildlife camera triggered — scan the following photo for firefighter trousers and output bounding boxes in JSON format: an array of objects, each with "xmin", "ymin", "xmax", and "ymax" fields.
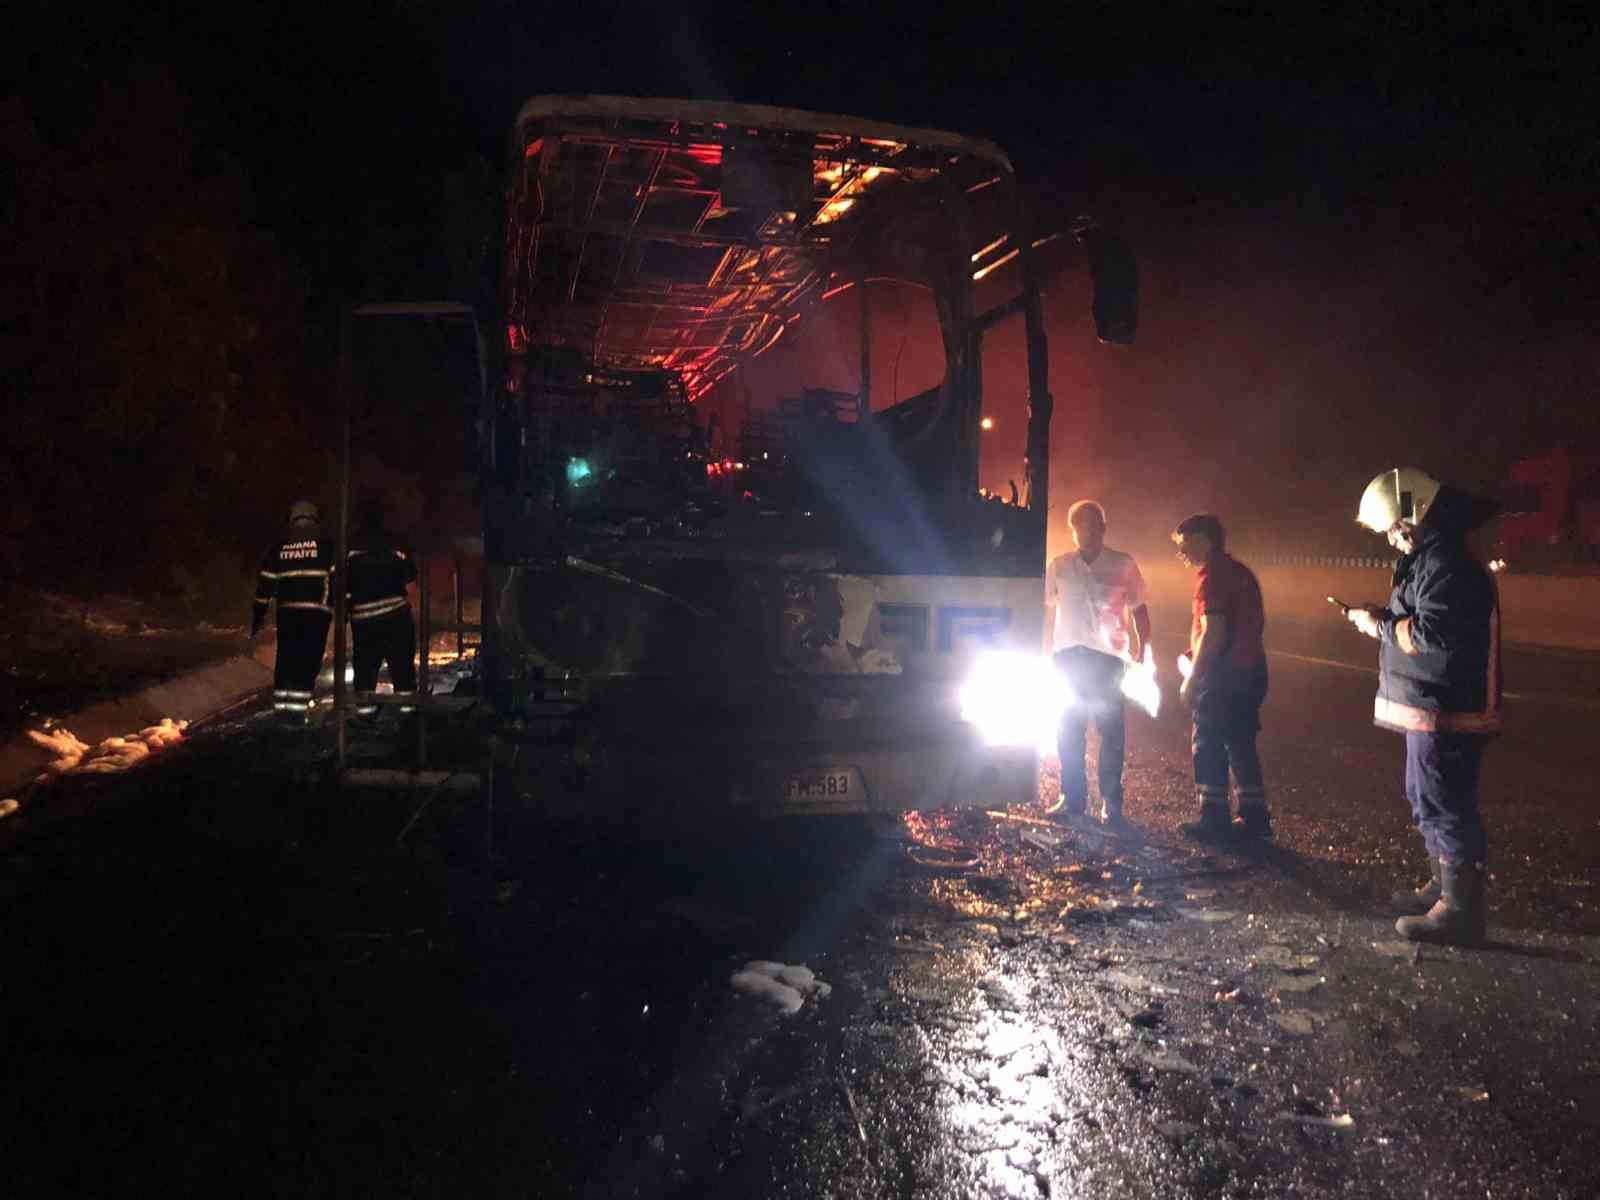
[
  {"xmin": 352, "ymin": 607, "xmax": 417, "ymax": 703},
  {"xmin": 273, "ymin": 609, "xmax": 331, "ymax": 712},
  {"xmin": 1191, "ymin": 663, "xmax": 1268, "ymax": 814},
  {"xmin": 1404, "ymin": 731, "xmax": 1488, "ymax": 865}
]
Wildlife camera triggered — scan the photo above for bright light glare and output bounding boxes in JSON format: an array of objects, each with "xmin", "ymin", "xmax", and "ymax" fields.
[
  {"xmin": 1120, "ymin": 645, "xmax": 1161, "ymax": 718},
  {"xmin": 1177, "ymin": 652, "xmax": 1194, "ymax": 680},
  {"xmin": 958, "ymin": 651, "xmax": 1071, "ymax": 752},
  {"xmin": 980, "ymin": 416, "xmax": 995, "ymax": 431}
]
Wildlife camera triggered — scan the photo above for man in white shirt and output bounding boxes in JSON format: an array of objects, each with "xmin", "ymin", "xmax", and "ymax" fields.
[{"xmin": 1043, "ymin": 500, "xmax": 1152, "ymax": 828}]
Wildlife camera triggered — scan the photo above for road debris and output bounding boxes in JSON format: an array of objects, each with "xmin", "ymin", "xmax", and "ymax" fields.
[
  {"xmin": 984, "ymin": 809, "xmax": 1059, "ymax": 828},
  {"xmin": 1373, "ymin": 940, "xmax": 1422, "ymax": 961},
  {"xmin": 1129, "ymin": 1006, "xmax": 1163, "ymax": 1029},
  {"xmin": 1281, "ymin": 1111, "xmax": 1355, "ymax": 1130},
  {"xmin": 1272, "ymin": 1012, "xmax": 1316, "ymax": 1036},
  {"xmin": 900, "ymin": 984, "xmax": 948, "ymax": 1006},
  {"xmin": 906, "ymin": 843, "xmax": 982, "ymax": 871},
  {"xmin": 1267, "ymin": 972, "xmax": 1324, "ymax": 994},
  {"xmin": 836, "ymin": 1070, "xmax": 869, "ymax": 1146},
  {"xmin": 1135, "ymin": 1049, "xmax": 1201, "ymax": 1075},
  {"xmin": 1102, "ymin": 968, "xmax": 1168, "ymax": 994},
  {"xmin": 890, "ymin": 936, "xmax": 945, "ymax": 954},
  {"xmin": 1252, "ymin": 945, "xmax": 1320, "ymax": 970},
  {"xmin": 1020, "ymin": 827, "xmax": 1065, "ymax": 853},
  {"xmin": 1156, "ymin": 1120, "xmax": 1200, "ymax": 1142},
  {"xmin": 1176, "ymin": 907, "xmax": 1239, "ymax": 922}
]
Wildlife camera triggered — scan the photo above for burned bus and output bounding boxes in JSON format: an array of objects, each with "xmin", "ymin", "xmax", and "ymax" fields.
[{"xmin": 481, "ymin": 96, "xmax": 1133, "ymax": 817}]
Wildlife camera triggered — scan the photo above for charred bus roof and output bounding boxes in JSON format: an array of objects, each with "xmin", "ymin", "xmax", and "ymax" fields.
[{"xmin": 503, "ymin": 95, "xmax": 1028, "ymax": 403}]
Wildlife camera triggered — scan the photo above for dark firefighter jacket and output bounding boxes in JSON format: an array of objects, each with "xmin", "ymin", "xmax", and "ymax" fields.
[
  {"xmin": 1374, "ymin": 485, "xmax": 1503, "ymax": 735},
  {"xmin": 346, "ymin": 536, "xmax": 417, "ymax": 623},
  {"xmin": 252, "ymin": 526, "xmax": 336, "ymax": 633}
]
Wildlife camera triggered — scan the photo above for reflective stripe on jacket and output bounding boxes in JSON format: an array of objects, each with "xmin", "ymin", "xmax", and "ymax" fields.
[
  {"xmin": 346, "ymin": 545, "xmax": 417, "ymax": 623},
  {"xmin": 253, "ymin": 529, "xmax": 335, "ymax": 623}
]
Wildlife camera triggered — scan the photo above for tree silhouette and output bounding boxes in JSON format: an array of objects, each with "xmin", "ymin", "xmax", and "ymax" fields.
[{"xmin": 4, "ymin": 71, "xmax": 323, "ymax": 614}]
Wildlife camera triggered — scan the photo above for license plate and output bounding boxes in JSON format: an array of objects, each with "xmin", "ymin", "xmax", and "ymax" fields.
[{"xmin": 783, "ymin": 768, "xmax": 861, "ymax": 806}]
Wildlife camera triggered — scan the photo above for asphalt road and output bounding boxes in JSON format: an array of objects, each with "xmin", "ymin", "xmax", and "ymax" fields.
[{"xmin": 2, "ymin": 620, "xmax": 1597, "ymax": 1198}]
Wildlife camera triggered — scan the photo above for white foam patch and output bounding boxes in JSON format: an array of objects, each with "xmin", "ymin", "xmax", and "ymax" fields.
[
  {"xmin": 25, "ymin": 718, "xmax": 188, "ymax": 785},
  {"xmin": 730, "ymin": 970, "xmax": 804, "ymax": 1014},
  {"xmin": 729, "ymin": 959, "xmax": 833, "ymax": 1014}
]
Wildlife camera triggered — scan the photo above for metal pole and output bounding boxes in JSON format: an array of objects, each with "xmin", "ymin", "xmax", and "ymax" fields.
[
  {"xmin": 965, "ymin": 325, "xmax": 983, "ymax": 496},
  {"xmin": 857, "ymin": 266, "xmax": 871, "ymax": 421},
  {"xmin": 334, "ymin": 307, "xmax": 353, "ymax": 768},
  {"xmin": 453, "ymin": 552, "xmax": 464, "ymax": 658},
  {"xmin": 417, "ymin": 556, "xmax": 430, "ymax": 768},
  {"xmin": 1015, "ymin": 195, "xmax": 1052, "ymax": 520},
  {"xmin": 483, "ymin": 732, "xmax": 497, "ymax": 864}
]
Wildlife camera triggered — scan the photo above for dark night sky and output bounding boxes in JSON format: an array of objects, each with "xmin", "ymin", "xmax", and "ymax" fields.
[{"xmin": 14, "ymin": 1, "xmax": 1600, "ymax": 558}]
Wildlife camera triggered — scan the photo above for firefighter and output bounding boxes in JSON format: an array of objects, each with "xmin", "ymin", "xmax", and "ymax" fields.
[
  {"xmin": 1172, "ymin": 513, "xmax": 1271, "ymax": 841},
  {"xmin": 252, "ymin": 500, "xmax": 335, "ymax": 718},
  {"xmin": 346, "ymin": 500, "xmax": 418, "ymax": 718},
  {"xmin": 1346, "ymin": 468, "xmax": 1501, "ymax": 946}
]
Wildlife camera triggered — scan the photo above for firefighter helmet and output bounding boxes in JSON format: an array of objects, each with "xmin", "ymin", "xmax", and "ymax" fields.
[
  {"xmin": 1356, "ymin": 468, "xmax": 1440, "ymax": 532},
  {"xmin": 288, "ymin": 499, "xmax": 320, "ymax": 526}
]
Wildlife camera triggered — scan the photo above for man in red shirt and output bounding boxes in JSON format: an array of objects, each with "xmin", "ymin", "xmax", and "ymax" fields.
[{"xmin": 1172, "ymin": 514, "xmax": 1271, "ymax": 841}]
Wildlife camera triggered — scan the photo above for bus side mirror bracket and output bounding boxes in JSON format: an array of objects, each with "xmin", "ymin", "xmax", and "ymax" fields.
[{"xmin": 1073, "ymin": 217, "xmax": 1137, "ymax": 345}]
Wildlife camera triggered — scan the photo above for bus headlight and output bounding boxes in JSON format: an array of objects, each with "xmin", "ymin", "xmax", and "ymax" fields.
[{"xmin": 958, "ymin": 651, "xmax": 1070, "ymax": 751}]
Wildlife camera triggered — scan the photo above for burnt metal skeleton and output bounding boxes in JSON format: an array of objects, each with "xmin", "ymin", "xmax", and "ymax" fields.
[{"xmin": 481, "ymin": 97, "xmax": 1132, "ymax": 816}]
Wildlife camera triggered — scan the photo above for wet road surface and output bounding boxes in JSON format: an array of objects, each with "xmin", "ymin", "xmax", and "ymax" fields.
[{"xmin": 3, "ymin": 622, "xmax": 1598, "ymax": 1198}]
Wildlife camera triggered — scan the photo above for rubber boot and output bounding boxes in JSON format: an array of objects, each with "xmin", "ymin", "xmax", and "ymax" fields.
[
  {"xmin": 1396, "ymin": 860, "xmax": 1486, "ymax": 946},
  {"xmin": 1098, "ymin": 797, "xmax": 1132, "ymax": 834},
  {"xmin": 1234, "ymin": 805, "xmax": 1272, "ymax": 841},
  {"xmin": 1180, "ymin": 804, "xmax": 1233, "ymax": 842},
  {"xmin": 1390, "ymin": 856, "xmax": 1441, "ymax": 915}
]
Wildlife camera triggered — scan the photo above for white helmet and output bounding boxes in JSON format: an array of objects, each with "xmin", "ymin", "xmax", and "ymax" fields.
[
  {"xmin": 288, "ymin": 499, "xmax": 320, "ymax": 526},
  {"xmin": 1356, "ymin": 468, "xmax": 1440, "ymax": 532}
]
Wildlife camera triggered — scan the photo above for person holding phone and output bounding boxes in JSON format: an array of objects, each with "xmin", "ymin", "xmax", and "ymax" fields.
[{"xmin": 1345, "ymin": 468, "xmax": 1501, "ymax": 946}]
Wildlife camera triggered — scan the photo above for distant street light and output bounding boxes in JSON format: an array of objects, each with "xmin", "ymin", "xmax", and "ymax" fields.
[{"xmin": 980, "ymin": 416, "xmax": 995, "ymax": 431}]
